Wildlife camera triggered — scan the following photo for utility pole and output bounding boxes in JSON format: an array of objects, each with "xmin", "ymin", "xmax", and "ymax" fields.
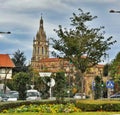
[{"xmin": 109, "ymin": 10, "xmax": 120, "ymax": 13}]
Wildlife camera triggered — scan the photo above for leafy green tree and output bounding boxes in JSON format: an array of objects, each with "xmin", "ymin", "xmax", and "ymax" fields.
[
  {"xmin": 13, "ymin": 72, "xmax": 30, "ymax": 100},
  {"xmin": 34, "ymin": 77, "xmax": 50, "ymax": 99},
  {"xmin": 109, "ymin": 52, "xmax": 120, "ymax": 92},
  {"xmin": 103, "ymin": 63, "xmax": 110, "ymax": 76},
  {"xmin": 51, "ymin": 8, "xmax": 116, "ymax": 94},
  {"xmin": 94, "ymin": 76, "xmax": 101, "ymax": 99},
  {"xmin": 110, "ymin": 52, "xmax": 120, "ymax": 79},
  {"xmin": 12, "ymin": 49, "xmax": 28, "ymax": 74},
  {"xmin": 94, "ymin": 76, "xmax": 107, "ymax": 99},
  {"xmin": 54, "ymin": 72, "xmax": 66, "ymax": 101}
]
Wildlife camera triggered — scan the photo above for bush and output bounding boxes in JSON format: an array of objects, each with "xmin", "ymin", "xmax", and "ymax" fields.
[
  {"xmin": 1, "ymin": 99, "xmax": 120, "ymax": 113},
  {"xmin": 75, "ymin": 100, "xmax": 120, "ymax": 111},
  {"xmin": 2, "ymin": 102, "xmax": 80, "ymax": 113}
]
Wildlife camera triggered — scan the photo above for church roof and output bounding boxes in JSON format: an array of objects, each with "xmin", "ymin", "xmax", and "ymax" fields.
[
  {"xmin": 40, "ymin": 58, "xmax": 61, "ymax": 62},
  {"xmin": 0, "ymin": 54, "xmax": 15, "ymax": 68}
]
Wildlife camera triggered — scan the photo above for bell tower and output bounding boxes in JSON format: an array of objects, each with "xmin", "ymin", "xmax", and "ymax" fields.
[{"xmin": 31, "ymin": 17, "xmax": 49, "ymax": 69}]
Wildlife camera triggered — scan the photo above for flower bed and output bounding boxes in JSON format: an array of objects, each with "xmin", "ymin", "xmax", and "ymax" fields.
[{"xmin": 2, "ymin": 103, "xmax": 81, "ymax": 113}]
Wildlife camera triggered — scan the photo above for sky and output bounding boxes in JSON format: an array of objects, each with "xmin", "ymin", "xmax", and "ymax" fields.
[{"xmin": 0, "ymin": 0, "xmax": 120, "ymax": 65}]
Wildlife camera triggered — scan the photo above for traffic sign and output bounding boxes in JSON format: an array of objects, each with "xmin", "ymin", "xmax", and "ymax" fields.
[
  {"xmin": 106, "ymin": 80, "xmax": 114, "ymax": 89},
  {"xmin": 47, "ymin": 78, "xmax": 55, "ymax": 87},
  {"xmin": 39, "ymin": 72, "xmax": 52, "ymax": 77}
]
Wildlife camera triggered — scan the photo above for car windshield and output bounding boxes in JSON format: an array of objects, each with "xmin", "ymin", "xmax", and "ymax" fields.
[
  {"xmin": 75, "ymin": 93, "xmax": 85, "ymax": 96},
  {"xmin": 76, "ymin": 93, "xmax": 81, "ymax": 96},
  {"xmin": 27, "ymin": 92, "xmax": 39, "ymax": 97},
  {"xmin": 8, "ymin": 93, "xmax": 18, "ymax": 98}
]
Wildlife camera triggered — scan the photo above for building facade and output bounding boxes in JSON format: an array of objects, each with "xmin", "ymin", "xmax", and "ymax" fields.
[{"xmin": 0, "ymin": 54, "xmax": 15, "ymax": 79}]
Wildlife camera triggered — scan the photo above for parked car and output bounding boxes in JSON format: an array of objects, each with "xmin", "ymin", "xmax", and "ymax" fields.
[
  {"xmin": 7, "ymin": 93, "xmax": 19, "ymax": 101},
  {"xmin": 0, "ymin": 92, "xmax": 18, "ymax": 102},
  {"xmin": 26, "ymin": 89, "xmax": 41, "ymax": 101},
  {"xmin": 1, "ymin": 93, "xmax": 9, "ymax": 102},
  {"xmin": 7, "ymin": 94, "xmax": 18, "ymax": 101},
  {"xmin": 110, "ymin": 92, "xmax": 120, "ymax": 98},
  {"xmin": 0, "ymin": 95, "xmax": 3, "ymax": 101},
  {"xmin": 73, "ymin": 93, "xmax": 86, "ymax": 99},
  {"xmin": 8, "ymin": 91, "xmax": 19, "ymax": 95},
  {"xmin": 0, "ymin": 91, "xmax": 19, "ymax": 102}
]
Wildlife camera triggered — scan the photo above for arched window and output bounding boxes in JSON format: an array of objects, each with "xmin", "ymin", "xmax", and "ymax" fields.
[
  {"xmin": 46, "ymin": 47, "xmax": 47, "ymax": 55},
  {"xmin": 34, "ymin": 47, "xmax": 36, "ymax": 54},
  {"xmin": 42, "ymin": 47, "xmax": 44, "ymax": 54},
  {"xmin": 38, "ymin": 47, "xmax": 40, "ymax": 54}
]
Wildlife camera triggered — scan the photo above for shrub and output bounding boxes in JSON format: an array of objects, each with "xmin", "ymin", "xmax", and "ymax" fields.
[{"xmin": 2, "ymin": 103, "xmax": 81, "ymax": 113}]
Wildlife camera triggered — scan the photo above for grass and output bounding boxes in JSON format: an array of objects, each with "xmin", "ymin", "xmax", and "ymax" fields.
[{"xmin": 0, "ymin": 112, "xmax": 120, "ymax": 115}]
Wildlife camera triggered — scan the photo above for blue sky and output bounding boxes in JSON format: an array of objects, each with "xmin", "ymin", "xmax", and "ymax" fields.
[{"xmin": 0, "ymin": 0, "xmax": 120, "ymax": 64}]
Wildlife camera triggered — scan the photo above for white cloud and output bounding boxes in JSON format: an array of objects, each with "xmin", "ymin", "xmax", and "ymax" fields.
[
  {"xmin": 0, "ymin": 34, "xmax": 4, "ymax": 39},
  {"xmin": 1, "ymin": 0, "xmax": 71, "ymax": 13},
  {"xmin": 0, "ymin": 0, "xmax": 119, "ymax": 63}
]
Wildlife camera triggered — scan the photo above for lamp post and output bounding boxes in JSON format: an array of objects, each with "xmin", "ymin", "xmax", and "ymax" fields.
[
  {"xmin": 0, "ymin": 31, "xmax": 11, "ymax": 34},
  {"xmin": 109, "ymin": 10, "xmax": 120, "ymax": 13}
]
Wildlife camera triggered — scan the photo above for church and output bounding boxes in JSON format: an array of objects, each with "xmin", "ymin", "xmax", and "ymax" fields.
[
  {"xmin": 31, "ymin": 17, "xmax": 105, "ymax": 96},
  {"xmin": 31, "ymin": 17, "xmax": 72, "ymax": 73}
]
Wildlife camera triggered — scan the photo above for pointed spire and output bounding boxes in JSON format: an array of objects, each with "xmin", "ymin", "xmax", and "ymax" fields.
[{"xmin": 40, "ymin": 13, "xmax": 43, "ymax": 28}]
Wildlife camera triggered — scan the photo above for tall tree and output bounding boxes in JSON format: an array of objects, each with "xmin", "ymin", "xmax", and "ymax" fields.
[
  {"xmin": 54, "ymin": 72, "xmax": 66, "ymax": 101},
  {"xmin": 13, "ymin": 72, "xmax": 30, "ymax": 100},
  {"xmin": 94, "ymin": 76, "xmax": 107, "ymax": 99},
  {"xmin": 12, "ymin": 49, "xmax": 28, "ymax": 74},
  {"xmin": 51, "ymin": 8, "xmax": 116, "ymax": 95},
  {"xmin": 103, "ymin": 63, "xmax": 110, "ymax": 77},
  {"xmin": 110, "ymin": 52, "xmax": 120, "ymax": 79},
  {"xmin": 109, "ymin": 52, "xmax": 120, "ymax": 92}
]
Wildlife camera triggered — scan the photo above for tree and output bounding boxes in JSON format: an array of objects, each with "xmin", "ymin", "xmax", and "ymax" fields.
[
  {"xmin": 109, "ymin": 52, "xmax": 120, "ymax": 92},
  {"xmin": 53, "ymin": 72, "xmax": 66, "ymax": 101},
  {"xmin": 51, "ymin": 8, "xmax": 116, "ymax": 95},
  {"xmin": 103, "ymin": 63, "xmax": 110, "ymax": 77},
  {"xmin": 12, "ymin": 49, "xmax": 28, "ymax": 74},
  {"xmin": 110, "ymin": 52, "xmax": 120, "ymax": 79},
  {"xmin": 94, "ymin": 76, "xmax": 107, "ymax": 99},
  {"xmin": 13, "ymin": 72, "xmax": 30, "ymax": 100},
  {"xmin": 34, "ymin": 77, "xmax": 50, "ymax": 99},
  {"xmin": 94, "ymin": 76, "xmax": 101, "ymax": 99}
]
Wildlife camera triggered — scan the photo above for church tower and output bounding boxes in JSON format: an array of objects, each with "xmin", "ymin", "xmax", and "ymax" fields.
[{"xmin": 31, "ymin": 17, "xmax": 49, "ymax": 70}]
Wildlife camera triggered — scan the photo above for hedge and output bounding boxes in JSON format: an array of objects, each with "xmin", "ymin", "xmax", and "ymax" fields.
[{"xmin": 1, "ymin": 99, "xmax": 120, "ymax": 112}]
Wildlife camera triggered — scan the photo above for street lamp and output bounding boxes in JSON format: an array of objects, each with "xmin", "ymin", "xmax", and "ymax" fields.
[
  {"xmin": 0, "ymin": 31, "xmax": 11, "ymax": 34},
  {"xmin": 109, "ymin": 10, "xmax": 120, "ymax": 13}
]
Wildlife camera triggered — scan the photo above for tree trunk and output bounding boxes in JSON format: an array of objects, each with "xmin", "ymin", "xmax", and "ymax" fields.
[
  {"xmin": 81, "ymin": 72, "xmax": 85, "ymax": 99},
  {"xmin": 3, "ymin": 68, "xmax": 10, "ymax": 94}
]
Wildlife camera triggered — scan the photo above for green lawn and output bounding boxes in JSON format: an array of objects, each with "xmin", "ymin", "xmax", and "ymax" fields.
[{"xmin": 0, "ymin": 112, "xmax": 120, "ymax": 115}]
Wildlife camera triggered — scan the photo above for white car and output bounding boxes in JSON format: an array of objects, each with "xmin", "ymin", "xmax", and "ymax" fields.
[
  {"xmin": 26, "ymin": 89, "xmax": 41, "ymax": 101},
  {"xmin": 6, "ymin": 91, "xmax": 19, "ymax": 101},
  {"xmin": 7, "ymin": 97, "xmax": 17, "ymax": 101},
  {"xmin": 74, "ymin": 93, "xmax": 86, "ymax": 99},
  {"xmin": 7, "ymin": 93, "xmax": 19, "ymax": 101},
  {"xmin": 0, "ymin": 96, "xmax": 2, "ymax": 101}
]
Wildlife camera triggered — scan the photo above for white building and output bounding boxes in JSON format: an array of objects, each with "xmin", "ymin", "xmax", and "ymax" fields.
[{"xmin": 0, "ymin": 54, "xmax": 15, "ymax": 79}]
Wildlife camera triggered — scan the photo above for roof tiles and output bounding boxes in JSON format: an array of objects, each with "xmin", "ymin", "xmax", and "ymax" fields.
[{"xmin": 0, "ymin": 54, "xmax": 15, "ymax": 68}]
